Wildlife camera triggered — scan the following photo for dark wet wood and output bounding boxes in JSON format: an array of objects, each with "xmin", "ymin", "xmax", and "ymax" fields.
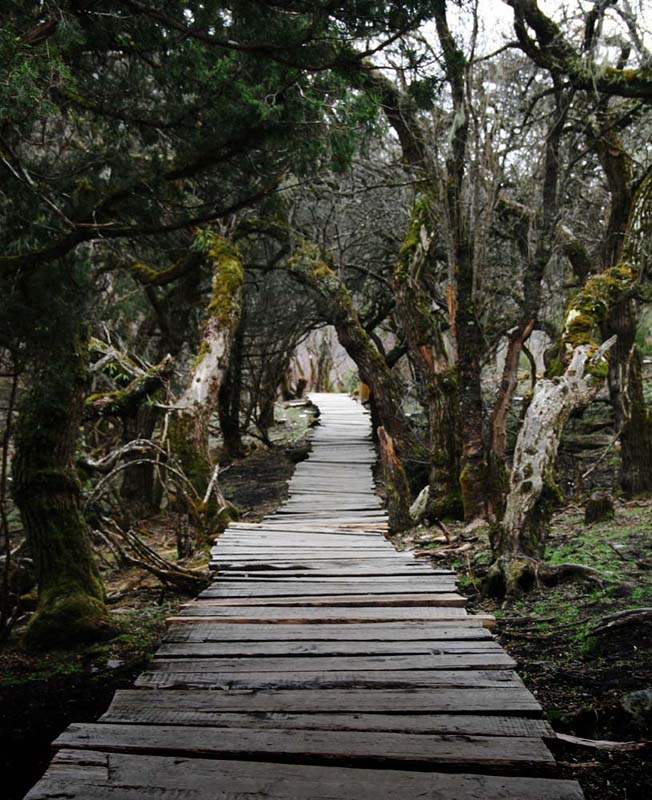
[{"xmin": 25, "ymin": 393, "xmax": 584, "ymax": 800}]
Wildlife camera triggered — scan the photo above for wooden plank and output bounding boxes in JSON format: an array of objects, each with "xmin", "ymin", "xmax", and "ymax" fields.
[
  {"xmin": 30, "ymin": 751, "xmax": 585, "ymax": 800},
  {"xmin": 168, "ymin": 606, "xmax": 479, "ymax": 623},
  {"xmin": 134, "ymin": 668, "xmax": 520, "ymax": 690},
  {"xmin": 212, "ymin": 557, "xmax": 435, "ymax": 566},
  {"xmin": 208, "ymin": 574, "xmax": 455, "ymax": 583},
  {"xmin": 54, "ymin": 723, "xmax": 556, "ymax": 773},
  {"xmin": 217, "ymin": 533, "xmax": 386, "ymax": 544},
  {"xmin": 101, "ymin": 687, "xmax": 542, "ymax": 714},
  {"xmin": 187, "ymin": 593, "xmax": 467, "ymax": 608},
  {"xmin": 150, "ymin": 653, "xmax": 516, "ymax": 672},
  {"xmin": 156, "ymin": 639, "xmax": 501, "ymax": 657},
  {"xmin": 101, "ymin": 698, "xmax": 552, "ymax": 737},
  {"xmin": 198, "ymin": 581, "xmax": 459, "ymax": 597},
  {"xmin": 163, "ymin": 621, "xmax": 491, "ymax": 642}
]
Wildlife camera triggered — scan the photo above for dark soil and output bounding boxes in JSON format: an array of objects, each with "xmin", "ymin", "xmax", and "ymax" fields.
[
  {"xmin": 504, "ymin": 621, "xmax": 652, "ymax": 799},
  {"xmin": 222, "ymin": 447, "xmax": 297, "ymax": 520}
]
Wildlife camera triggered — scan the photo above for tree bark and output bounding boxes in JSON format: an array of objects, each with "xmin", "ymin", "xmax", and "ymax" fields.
[
  {"xmin": 392, "ymin": 193, "xmax": 462, "ymax": 517},
  {"xmin": 13, "ymin": 320, "xmax": 113, "ymax": 649},
  {"xmin": 168, "ymin": 234, "xmax": 244, "ymax": 525},
  {"xmin": 487, "ymin": 263, "xmax": 636, "ymax": 596},
  {"xmin": 218, "ymin": 308, "xmax": 246, "ymax": 458},
  {"xmin": 378, "ymin": 427, "xmax": 412, "ymax": 533}
]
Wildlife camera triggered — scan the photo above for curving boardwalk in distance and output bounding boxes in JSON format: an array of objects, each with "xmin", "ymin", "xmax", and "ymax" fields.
[{"xmin": 26, "ymin": 392, "xmax": 584, "ymax": 799}]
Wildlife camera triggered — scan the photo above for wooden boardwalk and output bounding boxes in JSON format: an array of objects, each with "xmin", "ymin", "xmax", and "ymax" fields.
[{"xmin": 26, "ymin": 393, "xmax": 584, "ymax": 799}]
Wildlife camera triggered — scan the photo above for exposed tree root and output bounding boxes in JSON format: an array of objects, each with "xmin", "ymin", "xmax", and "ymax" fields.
[
  {"xmin": 485, "ymin": 554, "xmax": 604, "ymax": 598},
  {"xmin": 588, "ymin": 607, "xmax": 652, "ymax": 636}
]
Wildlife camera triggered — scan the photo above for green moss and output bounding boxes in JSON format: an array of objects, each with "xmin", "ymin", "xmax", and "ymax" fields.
[
  {"xmin": 395, "ymin": 191, "xmax": 434, "ymax": 279},
  {"xmin": 129, "ymin": 260, "xmax": 166, "ymax": 283},
  {"xmin": 25, "ymin": 592, "xmax": 115, "ymax": 651},
  {"xmin": 193, "ymin": 340, "xmax": 210, "ymax": 369},
  {"xmin": 561, "ymin": 264, "xmax": 636, "ymax": 372},
  {"xmin": 205, "ymin": 236, "xmax": 244, "ymax": 327}
]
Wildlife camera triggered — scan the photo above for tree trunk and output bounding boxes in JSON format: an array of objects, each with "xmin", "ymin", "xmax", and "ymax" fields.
[
  {"xmin": 487, "ymin": 263, "xmax": 636, "ymax": 596},
  {"xmin": 391, "ymin": 193, "xmax": 462, "ymax": 518},
  {"xmin": 218, "ymin": 309, "xmax": 246, "ymax": 458},
  {"xmin": 490, "ymin": 319, "xmax": 535, "ymax": 459},
  {"xmin": 13, "ymin": 321, "xmax": 112, "ymax": 649},
  {"xmin": 620, "ymin": 346, "xmax": 652, "ymax": 495},
  {"xmin": 120, "ymin": 405, "xmax": 163, "ymax": 515},
  {"xmin": 487, "ymin": 346, "xmax": 598, "ymax": 596},
  {"xmin": 168, "ymin": 234, "xmax": 244, "ymax": 525},
  {"xmin": 456, "ymin": 244, "xmax": 489, "ymax": 523},
  {"xmin": 378, "ymin": 427, "xmax": 412, "ymax": 533}
]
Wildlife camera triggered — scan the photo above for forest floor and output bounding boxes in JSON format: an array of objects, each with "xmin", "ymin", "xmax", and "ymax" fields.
[
  {"xmin": 0, "ymin": 402, "xmax": 314, "ymax": 800},
  {"xmin": 400, "ymin": 500, "xmax": 652, "ymax": 800}
]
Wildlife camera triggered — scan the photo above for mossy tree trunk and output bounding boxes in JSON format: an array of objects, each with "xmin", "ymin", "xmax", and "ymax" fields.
[
  {"xmin": 392, "ymin": 194, "xmax": 462, "ymax": 519},
  {"xmin": 487, "ymin": 264, "xmax": 636, "ymax": 596},
  {"xmin": 13, "ymin": 293, "xmax": 112, "ymax": 648},
  {"xmin": 595, "ymin": 133, "xmax": 652, "ymax": 496},
  {"xmin": 434, "ymin": 5, "xmax": 489, "ymax": 524},
  {"xmin": 620, "ymin": 345, "xmax": 652, "ymax": 495},
  {"xmin": 168, "ymin": 234, "xmax": 244, "ymax": 524}
]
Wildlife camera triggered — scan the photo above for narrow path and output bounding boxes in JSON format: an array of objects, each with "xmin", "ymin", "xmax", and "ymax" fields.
[{"xmin": 26, "ymin": 393, "xmax": 584, "ymax": 799}]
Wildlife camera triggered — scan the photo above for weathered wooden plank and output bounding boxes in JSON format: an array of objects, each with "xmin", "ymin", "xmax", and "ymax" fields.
[
  {"xmin": 205, "ymin": 576, "xmax": 457, "ymax": 587},
  {"xmin": 54, "ymin": 723, "xmax": 555, "ymax": 773},
  {"xmin": 30, "ymin": 751, "xmax": 585, "ymax": 800},
  {"xmin": 150, "ymin": 652, "xmax": 516, "ymax": 672},
  {"xmin": 217, "ymin": 533, "xmax": 386, "ymax": 544},
  {"xmin": 168, "ymin": 606, "xmax": 481, "ymax": 623},
  {"xmin": 187, "ymin": 593, "xmax": 467, "ymax": 608},
  {"xmin": 163, "ymin": 621, "xmax": 490, "ymax": 642},
  {"xmin": 156, "ymin": 639, "xmax": 501, "ymax": 657},
  {"xmin": 199, "ymin": 582, "xmax": 459, "ymax": 597},
  {"xmin": 103, "ymin": 687, "xmax": 542, "ymax": 714},
  {"xmin": 213, "ymin": 566, "xmax": 443, "ymax": 577},
  {"xmin": 134, "ymin": 668, "xmax": 520, "ymax": 690},
  {"xmin": 101, "ymin": 698, "xmax": 552, "ymax": 737}
]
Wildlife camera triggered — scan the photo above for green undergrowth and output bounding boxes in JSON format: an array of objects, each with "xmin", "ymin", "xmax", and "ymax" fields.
[
  {"xmin": 492, "ymin": 501, "xmax": 652, "ymax": 658},
  {"xmin": 0, "ymin": 601, "xmax": 175, "ymax": 688}
]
